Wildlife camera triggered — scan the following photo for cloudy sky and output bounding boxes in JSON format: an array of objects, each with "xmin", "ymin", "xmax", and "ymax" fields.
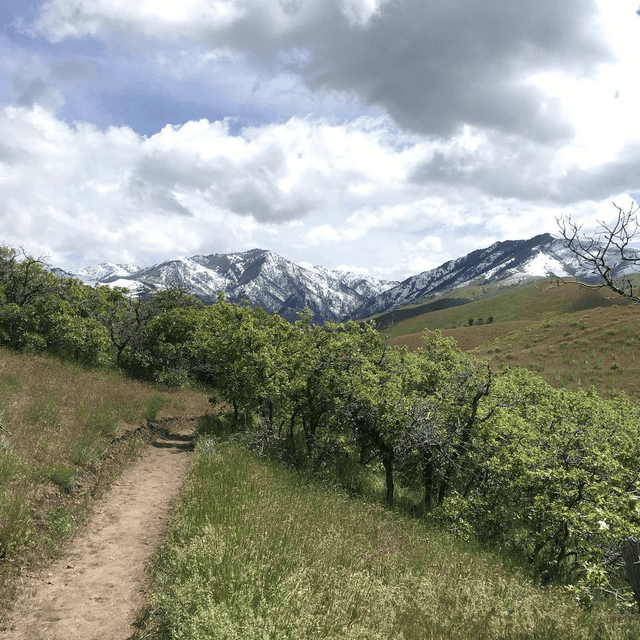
[{"xmin": 1, "ymin": 0, "xmax": 640, "ymax": 280}]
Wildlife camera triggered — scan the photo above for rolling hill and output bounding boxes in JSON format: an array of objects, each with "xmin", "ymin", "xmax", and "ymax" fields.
[{"xmin": 384, "ymin": 280, "xmax": 640, "ymax": 399}]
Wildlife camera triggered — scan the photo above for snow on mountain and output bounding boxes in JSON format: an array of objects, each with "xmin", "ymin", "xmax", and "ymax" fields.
[
  {"xmin": 104, "ymin": 278, "xmax": 147, "ymax": 296},
  {"xmin": 51, "ymin": 234, "xmax": 637, "ymax": 323},
  {"xmin": 52, "ymin": 262, "xmax": 141, "ymax": 284},
  {"xmin": 81, "ymin": 263, "xmax": 141, "ymax": 282},
  {"xmin": 352, "ymin": 233, "xmax": 617, "ymax": 319},
  {"xmin": 126, "ymin": 257, "xmax": 231, "ymax": 296},
  {"xmin": 62, "ymin": 249, "xmax": 390, "ymax": 323},
  {"xmin": 308, "ymin": 265, "xmax": 399, "ymax": 299},
  {"xmin": 199, "ymin": 249, "xmax": 370, "ymax": 322}
]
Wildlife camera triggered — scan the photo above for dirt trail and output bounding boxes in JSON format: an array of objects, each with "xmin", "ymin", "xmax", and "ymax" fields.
[{"xmin": 1, "ymin": 425, "xmax": 194, "ymax": 640}]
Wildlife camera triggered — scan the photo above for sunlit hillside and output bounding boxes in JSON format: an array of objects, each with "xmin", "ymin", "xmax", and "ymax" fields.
[{"xmin": 385, "ymin": 281, "xmax": 640, "ymax": 399}]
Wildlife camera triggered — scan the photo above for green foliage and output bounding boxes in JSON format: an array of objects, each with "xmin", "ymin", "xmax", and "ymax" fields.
[
  {"xmin": 195, "ymin": 411, "xmax": 240, "ymax": 440},
  {"xmin": 438, "ymin": 370, "xmax": 640, "ymax": 606},
  {"xmin": 0, "ymin": 489, "xmax": 32, "ymax": 555},
  {"xmin": 0, "ymin": 247, "xmax": 116, "ymax": 366},
  {"xmin": 41, "ymin": 462, "xmax": 78, "ymax": 489},
  {"xmin": 140, "ymin": 441, "xmax": 638, "ymax": 639}
]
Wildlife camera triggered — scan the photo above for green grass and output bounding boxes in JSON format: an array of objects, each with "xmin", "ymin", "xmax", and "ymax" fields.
[
  {"xmin": 384, "ymin": 282, "xmax": 640, "ymax": 399},
  {"xmin": 378, "ymin": 280, "xmax": 622, "ymax": 339},
  {"xmin": 145, "ymin": 393, "xmax": 170, "ymax": 422},
  {"xmin": 138, "ymin": 440, "xmax": 638, "ymax": 640},
  {"xmin": 0, "ymin": 347, "xmax": 212, "ymax": 617}
]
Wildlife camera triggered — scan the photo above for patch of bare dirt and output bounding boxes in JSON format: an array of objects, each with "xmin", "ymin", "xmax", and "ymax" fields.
[{"xmin": 0, "ymin": 422, "xmax": 195, "ymax": 640}]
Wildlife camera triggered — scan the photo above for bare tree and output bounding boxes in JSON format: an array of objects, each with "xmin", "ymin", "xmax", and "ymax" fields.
[{"xmin": 557, "ymin": 202, "xmax": 640, "ymax": 304}]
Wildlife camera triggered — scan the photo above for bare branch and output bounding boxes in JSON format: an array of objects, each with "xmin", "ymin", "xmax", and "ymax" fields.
[{"xmin": 556, "ymin": 202, "xmax": 640, "ymax": 305}]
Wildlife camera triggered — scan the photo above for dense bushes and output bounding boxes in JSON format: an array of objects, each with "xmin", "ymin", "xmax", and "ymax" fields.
[{"xmin": 1, "ymin": 245, "xmax": 640, "ymax": 608}]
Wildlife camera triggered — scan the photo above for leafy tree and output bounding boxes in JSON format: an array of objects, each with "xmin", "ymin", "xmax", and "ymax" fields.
[
  {"xmin": 188, "ymin": 297, "xmax": 295, "ymax": 429},
  {"xmin": 137, "ymin": 306, "xmax": 205, "ymax": 385},
  {"xmin": 68, "ymin": 283, "xmax": 142, "ymax": 368},
  {"xmin": 284, "ymin": 318, "xmax": 367, "ymax": 465},
  {"xmin": 0, "ymin": 248, "xmax": 115, "ymax": 365},
  {"xmin": 447, "ymin": 367, "xmax": 640, "ymax": 603},
  {"xmin": 116, "ymin": 288, "xmax": 205, "ymax": 382},
  {"xmin": 346, "ymin": 344, "xmax": 418, "ymax": 503},
  {"xmin": 396, "ymin": 331, "xmax": 494, "ymax": 511},
  {"xmin": 0, "ymin": 246, "xmax": 60, "ymax": 308}
]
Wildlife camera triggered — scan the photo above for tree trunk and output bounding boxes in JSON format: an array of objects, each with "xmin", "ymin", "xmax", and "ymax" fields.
[
  {"xmin": 423, "ymin": 455, "xmax": 435, "ymax": 511},
  {"xmin": 302, "ymin": 416, "xmax": 316, "ymax": 460},
  {"xmin": 288, "ymin": 413, "xmax": 297, "ymax": 460},
  {"xmin": 622, "ymin": 537, "xmax": 640, "ymax": 613},
  {"xmin": 382, "ymin": 452, "xmax": 394, "ymax": 504}
]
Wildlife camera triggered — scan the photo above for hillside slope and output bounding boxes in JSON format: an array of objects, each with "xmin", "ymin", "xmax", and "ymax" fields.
[{"xmin": 386, "ymin": 282, "xmax": 640, "ymax": 398}]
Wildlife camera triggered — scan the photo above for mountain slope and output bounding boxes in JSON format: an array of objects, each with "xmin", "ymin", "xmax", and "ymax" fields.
[
  {"xmin": 352, "ymin": 233, "xmax": 615, "ymax": 319},
  {"xmin": 59, "ymin": 249, "xmax": 398, "ymax": 323},
  {"xmin": 52, "ymin": 234, "xmax": 637, "ymax": 323}
]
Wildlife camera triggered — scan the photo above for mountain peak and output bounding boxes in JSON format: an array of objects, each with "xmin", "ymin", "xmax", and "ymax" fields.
[
  {"xmin": 51, "ymin": 234, "xmax": 620, "ymax": 323},
  {"xmin": 351, "ymin": 234, "xmax": 601, "ymax": 319}
]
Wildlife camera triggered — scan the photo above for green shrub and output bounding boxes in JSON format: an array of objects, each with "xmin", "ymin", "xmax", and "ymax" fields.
[
  {"xmin": 0, "ymin": 490, "xmax": 32, "ymax": 554},
  {"xmin": 195, "ymin": 411, "xmax": 239, "ymax": 440},
  {"xmin": 42, "ymin": 462, "xmax": 78, "ymax": 489}
]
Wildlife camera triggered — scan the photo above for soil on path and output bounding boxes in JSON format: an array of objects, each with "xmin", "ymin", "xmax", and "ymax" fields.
[{"xmin": 1, "ymin": 425, "xmax": 194, "ymax": 640}]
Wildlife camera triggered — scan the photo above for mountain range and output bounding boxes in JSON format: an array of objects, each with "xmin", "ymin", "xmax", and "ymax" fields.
[{"xmin": 52, "ymin": 233, "xmax": 628, "ymax": 323}]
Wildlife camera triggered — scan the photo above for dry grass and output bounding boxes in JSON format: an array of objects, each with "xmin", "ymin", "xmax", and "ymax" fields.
[
  {"xmin": 472, "ymin": 305, "xmax": 640, "ymax": 399},
  {"xmin": 385, "ymin": 284, "xmax": 640, "ymax": 399}
]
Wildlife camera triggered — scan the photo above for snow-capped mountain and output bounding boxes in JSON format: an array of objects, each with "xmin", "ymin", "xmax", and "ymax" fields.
[
  {"xmin": 307, "ymin": 265, "xmax": 397, "ymax": 300},
  {"xmin": 59, "ymin": 249, "xmax": 398, "ymax": 323},
  {"xmin": 55, "ymin": 234, "xmax": 636, "ymax": 323},
  {"xmin": 351, "ymin": 233, "xmax": 628, "ymax": 319},
  {"xmin": 53, "ymin": 262, "xmax": 141, "ymax": 282},
  {"xmin": 188, "ymin": 249, "xmax": 397, "ymax": 322}
]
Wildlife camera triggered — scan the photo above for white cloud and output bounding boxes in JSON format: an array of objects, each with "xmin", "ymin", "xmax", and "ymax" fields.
[
  {"xmin": 338, "ymin": 0, "xmax": 390, "ymax": 27},
  {"xmin": 31, "ymin": 0, "xmax": 613, "ymax": 142},
  {"xmin": 33, "ymin": 0, "xmax": 248, "ymax": 41},
  {"xmin": 0, "ymin": 105, "xmax": 430, "ymax": 274},
  {"xmin": 4, "ymin": 1, "xmax": 640, "ymax": 281},
  {"xmin": 307, "ymin": 224, "xmax": 339, "ymax": 244},
  {"xmin": 2, "ymin": 102, "xmax": 640, "ymax": 280}
]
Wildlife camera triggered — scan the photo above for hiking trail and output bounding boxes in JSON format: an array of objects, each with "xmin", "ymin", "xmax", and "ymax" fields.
[{"xmin": 1, "ymin": 422, "xmax": 194, "ymax": 640}]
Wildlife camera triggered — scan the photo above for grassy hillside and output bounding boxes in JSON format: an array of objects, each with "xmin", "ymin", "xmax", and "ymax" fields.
[
  {"xmin": 382, "ymin": 280, "xmax": 624, "ymax": 335},
  {"xmin": 0, "ymin": 348, "xmax": 211, "ymax": 615},
  {"xmin": 136, "ymin": 438, "xmax": 638, "ymax": 639},
  {"xmin": 385, "ymin": 281, "xmax": 640, "ymax": 398}
]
